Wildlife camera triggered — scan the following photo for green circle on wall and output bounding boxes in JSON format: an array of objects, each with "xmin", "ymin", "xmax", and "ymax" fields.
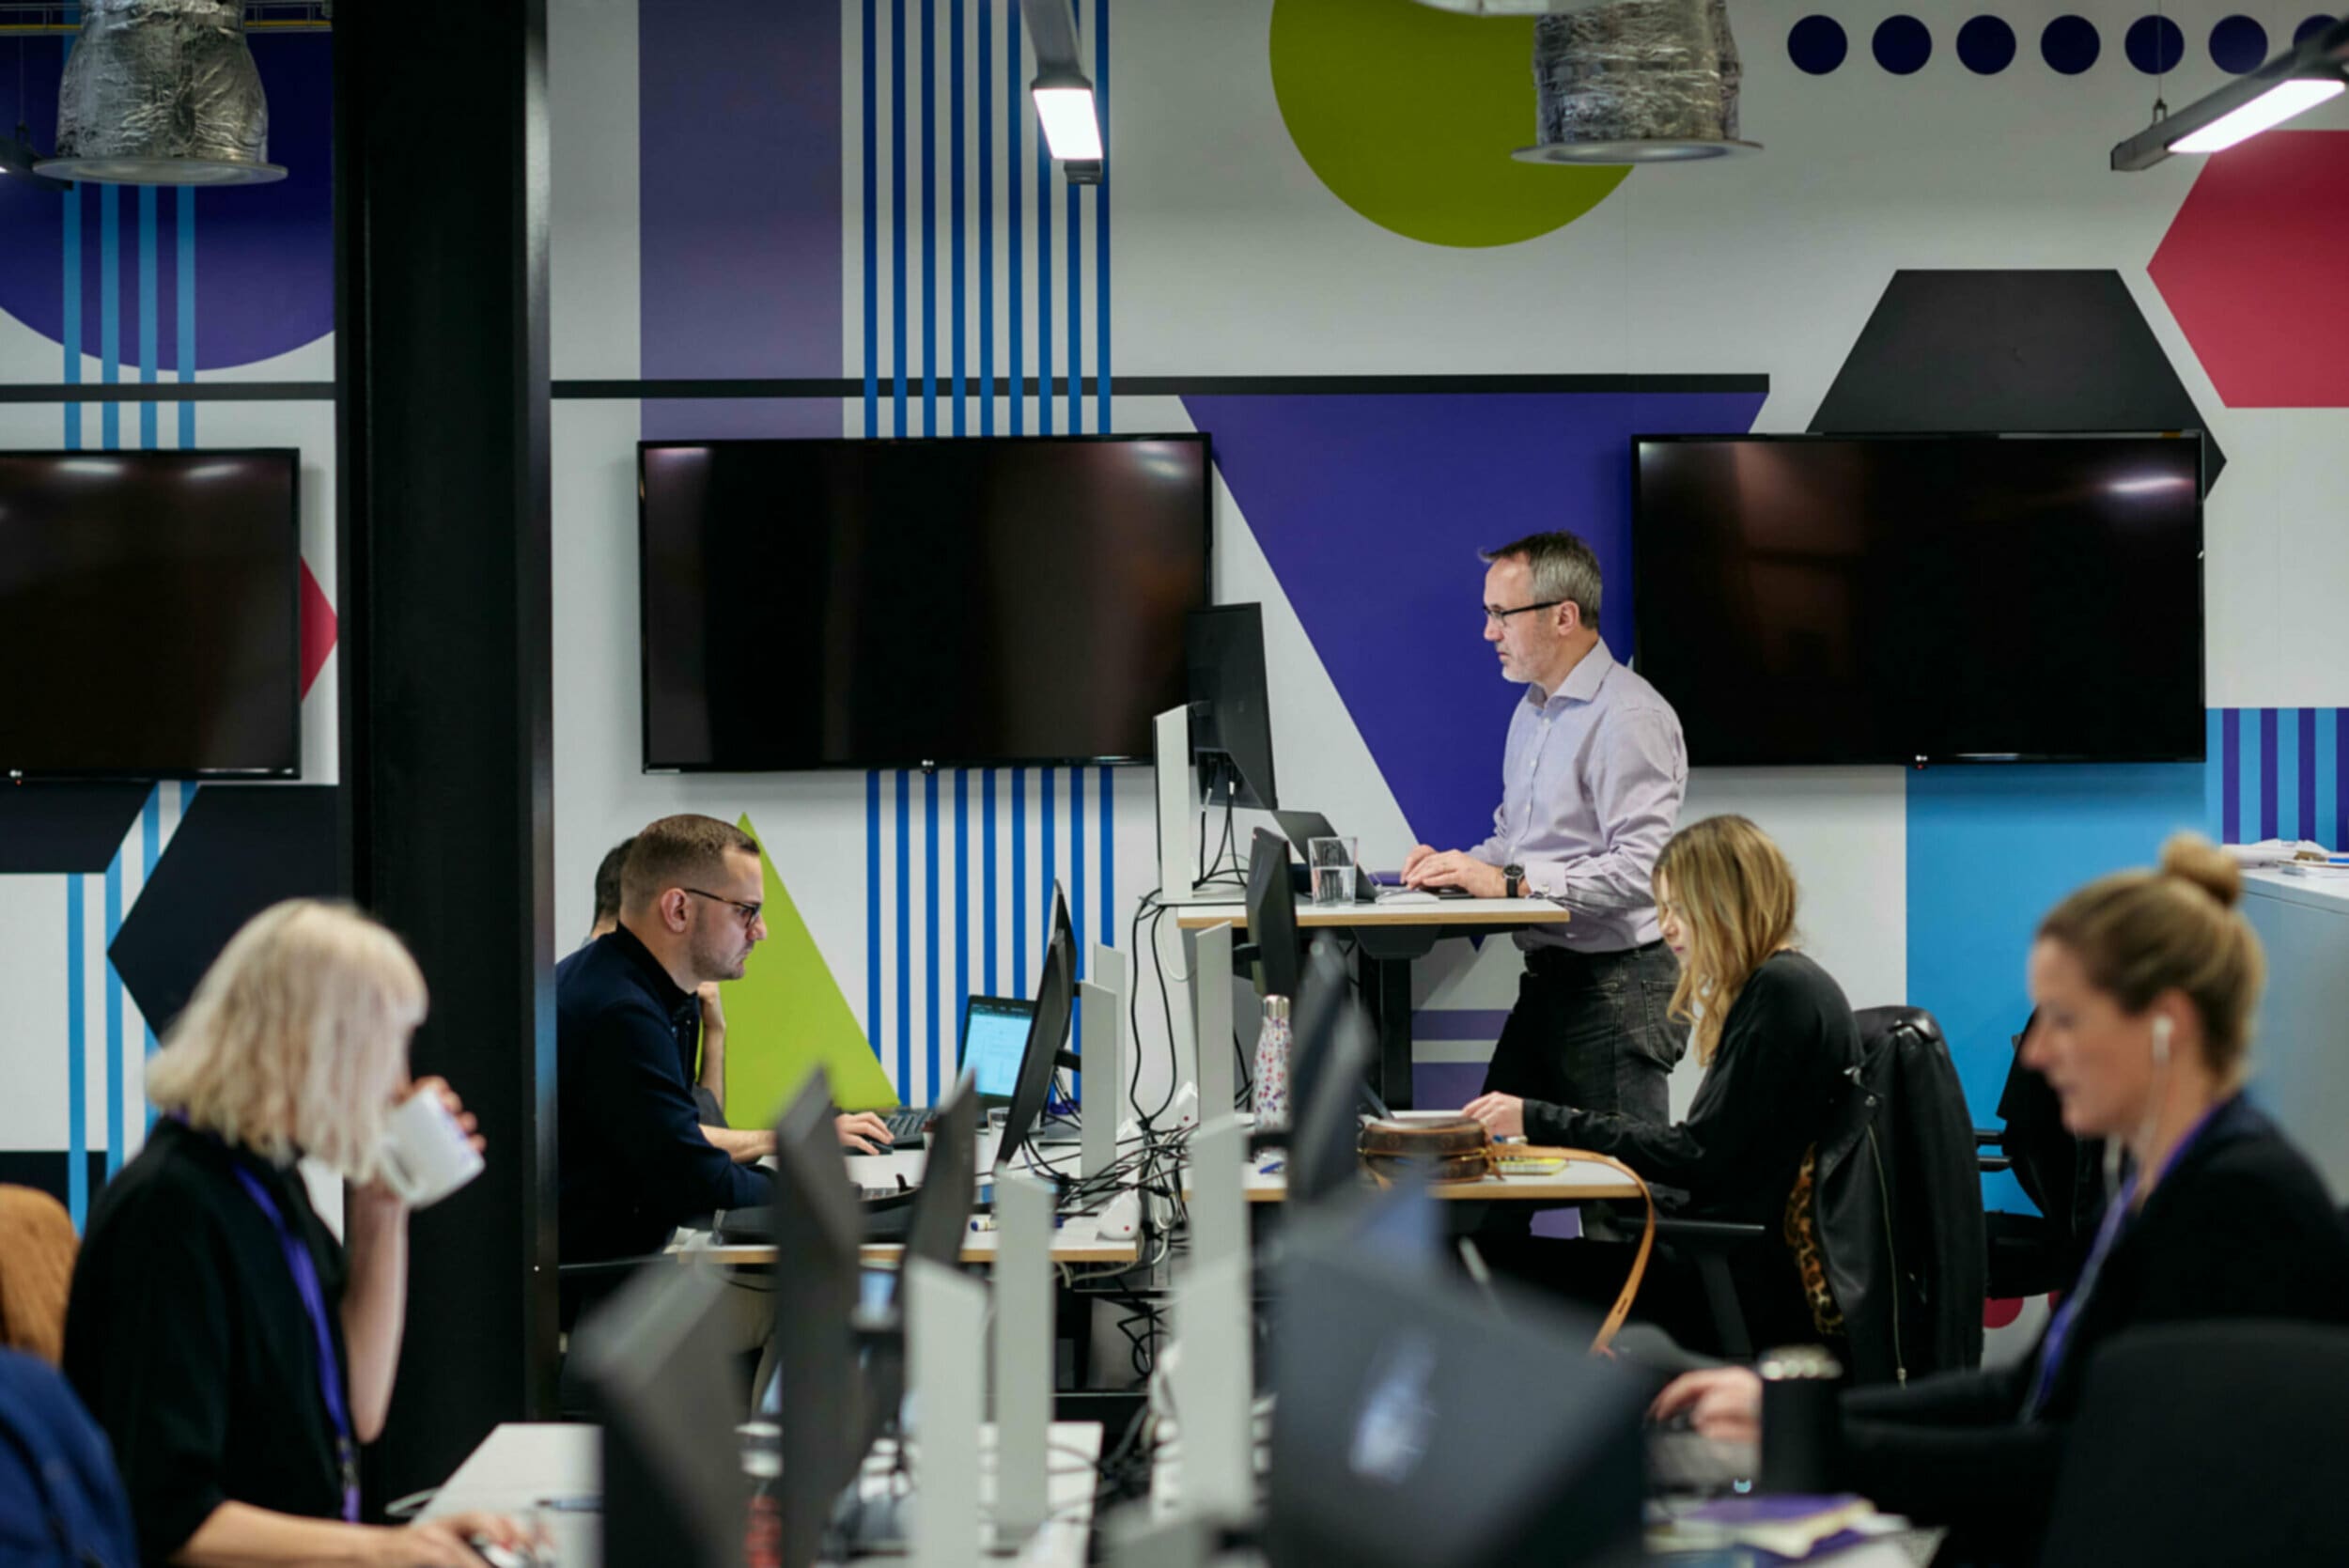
[{"xmin": 1269, "ymin": 0, "xmax": 1629, "ymax": 249}]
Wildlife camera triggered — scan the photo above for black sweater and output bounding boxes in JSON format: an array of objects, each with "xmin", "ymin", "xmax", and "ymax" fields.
[
  {"xmin": 1838, "ymin": 1094, "xmax": 2349, "ymax": 1560},
  {"xmin": 1522, "ymin": 950, "xmax": 1862, "ymax": 1228}
]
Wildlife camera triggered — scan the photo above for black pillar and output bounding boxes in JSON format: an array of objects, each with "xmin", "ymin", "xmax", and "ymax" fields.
[{"xmin": 334, "ymin": 0, "xmax": 558, "ymax": 1504}]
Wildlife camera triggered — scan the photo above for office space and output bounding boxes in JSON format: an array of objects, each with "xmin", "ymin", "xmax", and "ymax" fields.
[{"xmin": 3, "ymin": 0, "xmax": 2348, "ymax": 1558}]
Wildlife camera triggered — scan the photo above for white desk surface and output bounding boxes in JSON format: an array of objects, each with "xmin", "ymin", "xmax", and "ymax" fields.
[
  {"xmin": 1240, "ymin": 1154, "xmax": 1641, "ymax": 1204},
  {"xmin": 1173, "ymin": 895, "xmax": 1570, "ymax": 931},
  {"xmin": 681, "ymin": 1134, "xmax": 1142, "ymax": 1267},
  {"xmin": 427, "ymin": 1420, "xmax": 1102, "ymax": 1568},
  {"xmin": 2244, "ymin": 864, "xmax": 2349, "ymax": 914}
]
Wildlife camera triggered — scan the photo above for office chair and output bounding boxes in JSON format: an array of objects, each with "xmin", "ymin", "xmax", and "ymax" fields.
[
  {"xmin": 0, "ymin": 1185, "xmax": 77, "ymax": 1366},
  {"xmin": 2038, "ymin": 1321, "xmax": 2349, "ymax": 1565}
]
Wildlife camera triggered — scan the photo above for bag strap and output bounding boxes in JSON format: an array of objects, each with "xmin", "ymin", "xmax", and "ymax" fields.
[{"xmin": 1515, "ymin": 1145, "xmax": 1655, "ymax": 1356}]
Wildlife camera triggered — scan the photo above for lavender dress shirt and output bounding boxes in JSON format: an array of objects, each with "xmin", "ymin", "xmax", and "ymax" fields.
[{"xmin": 1466, "ymin": 640, "xmax": 1688, "ymax": 954}]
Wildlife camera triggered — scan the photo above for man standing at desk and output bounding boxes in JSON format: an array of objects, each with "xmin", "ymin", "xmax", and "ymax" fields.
[
  {"xmin": 1402, "ymin": 531, "xmax": 1688, "ymax": 1125},
  {"xmin": 558, "ymin": 815, "xmax": 887, "ymax": 1284}
]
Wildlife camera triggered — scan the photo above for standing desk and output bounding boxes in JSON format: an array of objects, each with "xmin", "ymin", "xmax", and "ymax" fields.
[
  {"xmin": 1174, "ymin": 897, "xmax": 1571, "ymax": 1110},
  {"xmin": 427, "ymin": 1420, "xmax": 1104, "ymax": 1568}
]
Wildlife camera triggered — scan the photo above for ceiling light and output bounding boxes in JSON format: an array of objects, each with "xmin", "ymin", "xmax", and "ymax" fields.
[
  {"xmin": 36, "ymin": 0, "xmax": 288, "ymax": 187},
  {"xmin": 1032, "ymin": 73, "xmax": 1103, "ymax": 163},
  {"xmin": 0, "ymin": 126, "xmax": 70, "ymax": 192},
  {"xmin": 2113, "ymin": 17, "xmax": 2349, "ymax": 170},
  {"xmin": 1513, "ymin": 0, "xmax": 1762, "ymax": 166}
]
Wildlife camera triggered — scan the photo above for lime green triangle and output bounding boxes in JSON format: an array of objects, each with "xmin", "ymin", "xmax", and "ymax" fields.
[{"xmin": 716, "ymin": 814, "xmax": 898, "ymax": 1126}]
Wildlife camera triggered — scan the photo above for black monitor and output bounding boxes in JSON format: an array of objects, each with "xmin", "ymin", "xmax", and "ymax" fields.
[
  {"xmin": 994, "ymin": 928, "xmax": 1077, "ymax": 1171},
  {"xmin": 766, "ymin": 1076, "xmax": 870, "ymax": 1568},
  {"xmin": 0, "ymin": 447, "xmax": 301, "ymax": 778},
  {"xmin": 572, "ymin": 1260, "xmax": 748, "ymax": 1568},
  {"xmin": 1245, "ymin": 826, "xmax": 1303, "ymax": 1001},
  {"xmin": 1267, "ymin": 1217, "xmax": 1646, "ymax": 1567},
  {"xmin": 1187, "ymin": 603, "xmax": 1278, "ymax": 810},
  {"xmin": 1285, "ymin": 939, "xmax": 1374, "ymax": 1207}
]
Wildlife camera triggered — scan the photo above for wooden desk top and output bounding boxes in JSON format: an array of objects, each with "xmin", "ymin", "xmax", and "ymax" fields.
[
  {"xmin": 1173, "ymin": 895, "xmax": 1570, "ymax": 931},
  {"xmin": 1240, "ymin": 1156, "xmax": 1640, "ymax": 1203},
  {"xmin": 673, "ymin": 1219, "xmax": 1142, "ymax": 1269}
]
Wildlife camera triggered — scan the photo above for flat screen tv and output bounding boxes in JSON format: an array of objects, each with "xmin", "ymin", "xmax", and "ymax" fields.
[
  {"xmin": 1632, "ymin": 434, "xmax": 2204, "ymax": 767},
  {"xmin": 639, "ymin": 435, "xmax": 1211, "ymax": 771},
  {"xmin": 0, "ymin": 448, "xmax": 301, "ymax": 779}
]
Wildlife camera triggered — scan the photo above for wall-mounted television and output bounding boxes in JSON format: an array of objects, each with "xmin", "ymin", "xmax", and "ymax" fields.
[
  {"xmin": 0, "ymin": 448, "xmax": 302, "ymax": 779},
  {"xmin": 1632, "ymin": 433, "xmax": 2204, "ymax": 767},
  {"xmin": 639, "ymin": 435, "xmax": 1211, "ymax": 771}
]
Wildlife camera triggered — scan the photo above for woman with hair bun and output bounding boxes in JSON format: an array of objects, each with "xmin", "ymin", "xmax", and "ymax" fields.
[{"xmin": 1655, "ymin": 834, "xmax": 2349, "ymax": 1562}]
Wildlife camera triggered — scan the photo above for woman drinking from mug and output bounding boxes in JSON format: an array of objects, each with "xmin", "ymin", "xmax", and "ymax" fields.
[
  {"xmin": 65, "ymin": 900, "xmax": 528, "ymax": 1567},
  {"xmin": 1653, "ymin": 835, "xmax": 2349, "ymax": 1561}
]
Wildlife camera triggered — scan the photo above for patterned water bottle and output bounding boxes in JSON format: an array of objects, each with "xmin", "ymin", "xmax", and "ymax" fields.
[{"xmin": 1252, "ymin": 994, "xmax": 1294, "ymax": 1131}]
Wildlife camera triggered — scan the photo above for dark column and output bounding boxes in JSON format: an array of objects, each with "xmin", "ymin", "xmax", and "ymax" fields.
[{"xmin": 334, "ymin": 0, "xmax": 557, "ymax": 1505}]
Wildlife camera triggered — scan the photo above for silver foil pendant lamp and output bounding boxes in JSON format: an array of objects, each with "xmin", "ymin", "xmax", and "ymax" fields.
[
  {"xmin": 39, "ymin": 0, "xmax": 287, "ymax": 186},
  {"xmin": 1515, "ymin": 0, "xmax": 1761, "ymax": 163}
]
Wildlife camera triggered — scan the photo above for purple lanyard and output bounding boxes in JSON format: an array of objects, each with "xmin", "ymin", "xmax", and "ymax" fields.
[
  {"xmin": 228, "ymin": 1165, "xmax": 362, "ymax": 1523},
  {"xmin": 2022, "ymin": 1099, "xmax": 2224, "ymax": 1421}
]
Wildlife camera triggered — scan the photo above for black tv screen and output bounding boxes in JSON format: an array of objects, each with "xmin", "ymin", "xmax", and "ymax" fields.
[
  {"xmin": 0, "ymin": 449, "xmax": 300, "ymax": 779},
  {"xmin": 1633, "ymin": 435, "xmax": 2203, "ymax": 766},
  {"xmin": 639, "ymin": 435, "xmax": 1210, "ymax": 771}
]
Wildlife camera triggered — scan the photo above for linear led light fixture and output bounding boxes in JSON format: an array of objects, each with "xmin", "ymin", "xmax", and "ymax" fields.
[
  {"xmin": 1019, "ymin": 0, "xmax": 1102, "ymax": 182},
  {"xmin": 2112, "ymin": 16, "xmax": 2349, "ymax": 169}
]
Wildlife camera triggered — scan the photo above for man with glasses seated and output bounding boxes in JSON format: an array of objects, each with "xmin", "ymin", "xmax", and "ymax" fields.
[
  {"xmin": 1401, "ymin": 531, "xmax": 1688, "ymax": 1129},
  {"xmin": 557, "ymin": 814, "xmax": 888, "ymax": 1309}
]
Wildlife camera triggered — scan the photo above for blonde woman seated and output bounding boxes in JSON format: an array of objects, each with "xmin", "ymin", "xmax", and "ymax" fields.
[
  {"xmin": 1652, "ymin": 836, "xmax": 2349, "ymax": 1560},
  {"xmin": 1465, "ymin": 814, "xmax": 1862, "ymax": 1354},
  {"xmin": 64, "ymin": 901, "xmax": 529, "ymax": 1567}
]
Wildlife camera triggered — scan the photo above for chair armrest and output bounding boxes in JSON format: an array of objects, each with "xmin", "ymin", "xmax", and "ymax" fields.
[
  {"xmin": 1980, "ymin": 1155, "xmax": 2014, "ymax": 1173},
  {"xmin": 1975, "ymin": 1126, "xmax": 2006, "ymax": 1149},
  {"xmin": 1651, "ymin": 1218, "xmax": 1769, "ymax": 1244}
]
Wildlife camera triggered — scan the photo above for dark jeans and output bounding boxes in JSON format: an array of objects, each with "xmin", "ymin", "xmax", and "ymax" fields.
[{"xmin": 1481, "ymin": 940, "xmax": 1684, "ymax": 1124}]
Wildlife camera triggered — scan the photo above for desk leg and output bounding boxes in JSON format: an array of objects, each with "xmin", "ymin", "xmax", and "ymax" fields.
[{"xmin": 1361, "ymin": 949, "xmax": 1414, "ymax": 1110}]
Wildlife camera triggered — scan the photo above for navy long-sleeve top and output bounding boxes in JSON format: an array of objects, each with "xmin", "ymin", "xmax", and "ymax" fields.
[{"xmin": 557, "ymin": 924, "xmax": 768, "ymax": 1264}]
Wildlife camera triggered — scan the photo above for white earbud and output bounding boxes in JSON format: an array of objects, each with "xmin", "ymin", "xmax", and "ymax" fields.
[{"xmin": 2151, "ymin": 1014, "xmax": 2172, "ymax": 1069}]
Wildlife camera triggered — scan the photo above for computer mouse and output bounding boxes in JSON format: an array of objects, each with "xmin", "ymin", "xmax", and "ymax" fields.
[{"xmin": 470, "ymin": 1537, "xmax": 537, "ymax": 1568}]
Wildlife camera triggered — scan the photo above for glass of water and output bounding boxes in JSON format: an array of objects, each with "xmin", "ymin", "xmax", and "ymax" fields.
[{"xmin": 1307, "ymin": 836, "xmax": 1359, "ymax": 906}]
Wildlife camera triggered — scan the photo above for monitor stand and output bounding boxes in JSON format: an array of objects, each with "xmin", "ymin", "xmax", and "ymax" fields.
[{"xmin": 1154, "ymin": 706, "xmax": 1238, "ymax": 907}]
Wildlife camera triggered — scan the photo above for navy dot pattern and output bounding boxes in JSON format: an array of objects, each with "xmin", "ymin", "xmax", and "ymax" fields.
[{"xmin": 1787, "ymin": 13, "xmax": 2319, "ymax": 73}]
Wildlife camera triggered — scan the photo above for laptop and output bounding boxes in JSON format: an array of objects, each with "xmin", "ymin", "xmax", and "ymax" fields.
[
  {"xmin": 1271, "ymin": 809, "xmax": 1472, "ymax": 904},
  {"xmin": 876, "ymin": 995, "xmax": 1036, "ymax": 1149}
]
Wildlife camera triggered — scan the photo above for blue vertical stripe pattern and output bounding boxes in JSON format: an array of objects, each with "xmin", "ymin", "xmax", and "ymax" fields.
[
  {"xmin": 891, "ymin": 0, "xmax": 909, "ymax": 438},
  {"xmin": 178, "ymin": 189, "xmax": 196, "ymax": 447},
  {"xmin": 2277, "ymin": 710, "xmax": 2301, "ymax": 842},
  {"xmin": 137, "ymin": 185, "xmax": 158, "ymax": 450},
  {"xmin": 1035, "ymin": 130, "xmax": 1052, "ymax": 435},
  {"xmin": 1099, "ymin": 767, "xmax": 1113, "ymax": 949},
  {"xmin": 894, "ymin": 771, "xmax": 912, "ymax": 1093},
  {"xmin": 103, "ymin": 858, "xmax": 122, "ymax": 1178},
  {"xmin": 1006, "ymin": 0, "xmax": 1022, "ymax": 436},
  {"xmin": 954, "ymin": 771, "xmax": 970, "ymax": 1046},
  {"xmin": 101, "ymin": 185, "xmax": 119, "ymax": 451},
  {"xmin": 863, "ymin": 0, "xmax": 879, "ymax": 437},
  {"xmin": 142, "ymin": 788, "xmax": 161, "ymax": 1084},
  {"xmin": 924, "ymin": 771, "xmax": 941, "ymax": 1097},
  {"xmin": 64, "ymin": 183, "xmax": 83, "ymax": 450},
  {"xmin": 1095, "ymin": 0, "xmax": 1111, "ymax": 433},
  {"xmin": 983, "ymin": 770, "xmax": 1000, "ymax": 993},
  {"xmin": 977, "ymin": 0, "xmax": 994, "ymax": 436},
  {"xmin": 2236, "ymin": 709, "xmax": 2260, "ymax": 845},
  {"xmin": 1012, "ymin": 768, "xmax": 1028, "ymax": 989},
  {"xmin": 920, "ymin": 0, "xmax": 937, "ymax": 436},
  {"xmin": 1042, "ymin": 768, "xmax": 1057, "ymax": 942},
  {"xmin": 950, "ymin": 0, "xmax": 966, "ymax": 438},
  {"xmin": 2319, "ymin": 709, "xmax": 2341, "ymax": 851},
  {"xmin": 1066, "ymin": 175, "xmax": 1081, "ymax": 433},
  {"xmin": 68, "ymin": 877, "xmax": 86, "ymax": 1229},
  {"xmin": 867, "ymin": 771, "xmax": 883, "ymax": 1051},
  {"xmin": 2204, "ymin": 709, "xmax": 2349, "ymax": 849}
]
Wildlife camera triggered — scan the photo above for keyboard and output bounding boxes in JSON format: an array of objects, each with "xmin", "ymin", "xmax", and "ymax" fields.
[{"xmin": 882, "ymin": 1107, "xmax": 932, "ymax": 1139}]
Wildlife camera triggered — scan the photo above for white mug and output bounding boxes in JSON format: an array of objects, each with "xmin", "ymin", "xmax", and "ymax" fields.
[{"xmin": 377, "ymin": 1089, "xmax": 486, "ymax": 1209}]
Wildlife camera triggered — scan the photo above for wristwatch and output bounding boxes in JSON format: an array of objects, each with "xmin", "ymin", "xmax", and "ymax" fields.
[{"xmin": 1503, "ymin": 862, "xmax": 1524, "ymax": 899}]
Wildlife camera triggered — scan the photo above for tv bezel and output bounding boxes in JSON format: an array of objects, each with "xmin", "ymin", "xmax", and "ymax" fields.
[
  {"xmin": 0, "ymin": 445, "xmax": 303, "ymax": 783},
  {"xmin": 635, "ymin": 432, "xmax": 1215, "ymax": 775},
  {"xmin": 1629, "ymin": 430, "xmax": 2207, "ymax": 768}
]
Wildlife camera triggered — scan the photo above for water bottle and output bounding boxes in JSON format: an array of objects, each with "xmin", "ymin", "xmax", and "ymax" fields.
[{"xmin": 1252, "ymin": 995, "xmax": 1294, "ymax": 1131}]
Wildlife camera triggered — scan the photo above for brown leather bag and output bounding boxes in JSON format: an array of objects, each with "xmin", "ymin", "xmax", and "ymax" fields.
[{"xmin": 1357, "ymin": 1115, "xmax": 1496, "ymax": 1185}]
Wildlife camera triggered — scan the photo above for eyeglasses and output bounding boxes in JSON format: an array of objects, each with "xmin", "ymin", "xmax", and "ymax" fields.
[
  {"xmin": 682, "ymin": 888, "xmax": 763, "ymax": 927},
  {"xmin": 1485, "ymin": 598, "xmax": 1564, "ymax": 626}
]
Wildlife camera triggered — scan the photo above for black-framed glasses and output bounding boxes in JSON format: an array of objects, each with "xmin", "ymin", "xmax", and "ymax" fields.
[
  {"xmin": 1485, "ymin": 598, "xmax": 1564, "ymax": 626},
  {"xmin": 682, "ymin": 887, "xmax": 763, "ymax": 927}
]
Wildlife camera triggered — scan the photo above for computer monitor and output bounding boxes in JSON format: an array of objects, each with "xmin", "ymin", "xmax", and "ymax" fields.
[
  {"xmin": 1246, "ymin": 826, "xmax": 1303, "ymax": 1001},
  {"xmin": 1187, "ymin": 603, "xmax": 1278, "ymax": 811},
  {"xmin": 572, "ymin": 1257, "xmax": 749, "ymax": 1568},
  {"xmin": 994, "ymin": 929, "xmax": 1077, "ymax": 1171},
  {"xmin": 1286, "ymin": 939, "xmax": 1375, "ymax": 1207},
  {"xmin": 766, "ymin": 1075, "xmax": 870, "ymax": 1568},
  {"xmin": 959, "ymin": 997, "xmax": 1036, "ymax": 1101},
  {"xmin": 1267, "ymin": 1219, "xmax": 1647, "ymax": 1568}
]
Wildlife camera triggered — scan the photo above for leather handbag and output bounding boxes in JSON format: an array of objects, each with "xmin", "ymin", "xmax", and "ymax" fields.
[{"xmin": 1357, "ymin": 1115, "xmax": 1496, "ymax": 1185}]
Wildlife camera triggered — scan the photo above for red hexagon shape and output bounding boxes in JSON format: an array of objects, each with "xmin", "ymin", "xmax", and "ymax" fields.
[{"xmin": 2150, "ymin": 130, "xmax": 2349, "ymax": 409}]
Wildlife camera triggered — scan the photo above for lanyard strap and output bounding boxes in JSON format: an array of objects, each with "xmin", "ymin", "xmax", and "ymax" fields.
[
  {"xmin": 2022, "ymin": 1099, "xmax": 2225, "ymax": 1420},
  {"xmin": 228, "ymin": 1165, "xmax": 362, "ymax": 1524}
]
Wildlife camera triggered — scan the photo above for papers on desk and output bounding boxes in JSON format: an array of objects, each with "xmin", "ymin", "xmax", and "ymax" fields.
[{"xmin": 1651, "ymin": 1494, "xmax": 1901, "ymax": 1560}]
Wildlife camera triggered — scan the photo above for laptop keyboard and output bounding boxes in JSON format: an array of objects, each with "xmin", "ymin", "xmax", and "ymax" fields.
[{"xmin": 882, "ymin": 1107, "xmax": 932, "ymax": 1139}]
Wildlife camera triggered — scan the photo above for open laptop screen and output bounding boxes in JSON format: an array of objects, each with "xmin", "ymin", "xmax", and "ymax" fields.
[{"xmin": 959, "ymin": 996, "xmax": 1036, "ymax": 1100}]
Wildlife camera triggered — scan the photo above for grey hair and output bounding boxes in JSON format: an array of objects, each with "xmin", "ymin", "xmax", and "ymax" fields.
[{"xmin": 1479, "ymin": 530, "xmax": 1602, "ymax": 630}]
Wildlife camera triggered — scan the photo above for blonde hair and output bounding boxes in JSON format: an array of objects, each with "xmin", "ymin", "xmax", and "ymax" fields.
[
  {"xmin": 146, "ymin": 900, "xmax": 428, "ymax": 1183},
  {"xmin": 2036, "ymin": 833, "xmax": 2264, "ymax": 1089},
  {"xmin": 1654, "ymin": 815, "xmax": 1800, "ymax": 1066}
]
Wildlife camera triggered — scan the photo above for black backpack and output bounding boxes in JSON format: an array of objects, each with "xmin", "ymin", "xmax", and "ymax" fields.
[{"xmin": 0, "ymin": 1350, "xmax": 138, "ymax": 1568}]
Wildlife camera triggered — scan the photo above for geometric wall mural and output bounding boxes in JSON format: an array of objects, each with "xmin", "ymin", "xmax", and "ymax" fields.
[
  {"xmin": 2150, "ymin": 131, "xmax": 2349, "ymax": 409},
  {"xmin": 1183, "ymin": 385, "xmax": 1769, "ymax": 849},
  {"xmin": 1811, "ymin": 269, "xmax": 2226, "ymax": 492},
  {"xmin": 0, "ymin": 787, "xmax": 155, "ymax": 875}
]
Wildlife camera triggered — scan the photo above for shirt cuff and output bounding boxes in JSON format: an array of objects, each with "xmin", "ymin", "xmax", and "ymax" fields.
[{"xmin": 1522, "ymin": 863, "xmax": 1568, "ymax": 901}]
